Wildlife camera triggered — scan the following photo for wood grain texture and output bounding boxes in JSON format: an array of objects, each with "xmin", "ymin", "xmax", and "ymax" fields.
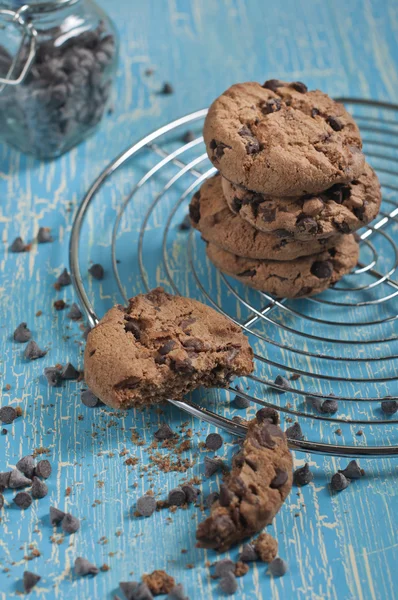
[{"xmin": 0, "ymin": 0, "xmax": 398, "ymax": 598}]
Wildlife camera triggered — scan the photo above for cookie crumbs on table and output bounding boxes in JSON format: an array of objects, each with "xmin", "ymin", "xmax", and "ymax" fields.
[
  {"xmin": 254, "ymin": 532, "xmax": 278, "ymax": 562},
  {"xmin": 142, "ymin": 570, "xmax": 175, "ymax": 595}
]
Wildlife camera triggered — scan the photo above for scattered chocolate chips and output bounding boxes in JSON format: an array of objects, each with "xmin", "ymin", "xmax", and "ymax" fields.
[
  {"xmin": 182, "ymin": 130, "xmax": 195, "ymax": 143},
  {"xmin": 35, "ymin": 459, "xmax": 52, "ymax": 479},
  {"xmin": 61, "ymin": 362, "xmax": 79, "ymax": 380},
  {"xmin": 262, "ymin": 79, "xmax": 284, "ymax": 92},
  {"xmin": 168, "ymin": 487, "xmax": 186, "ymax": 506},
  {"xmin": 270, "ymin": 468, "xmax": 289, "ymax": 489},
  {"xmin": 9, "ymin": 469, "xmax": 32, "ymax": 489},
  {"xmin": 9, "ymin": 237, "xmax": 27, "ymax": 253},
  {"xmin": 311, "ymin": 260, "xmax": 333, "ymax": 279},
  {"xmin": 0, "ymin": 405, "xmax": 17, "ymax": 424},
  {"xmin": 233, "ymin": 394, "xmax": 250, "ymax": 409},
  {"xmin": 136, "ymin": 495, "xmax": 157, "ymax": 517},
  {"xmin": 89, "ymin": 263, "xmax": 105, "ymax": 280},
  {"xmin": 55, "ymin": 268, "xmax": 71, "ymax": 287},
  {"xmin": 120, "ymin": 581, "xmax": 140, "ymax": 599},
  {"xmin": 178, "ymin": 214, "xmax": 191, "ymax": 231},
  {"xmin": 181, "ymin": 484, "xmax": 200, "ymax": 504},
  {"xmin": 239, "ymin": 543, "xmax": 259, "ymax": 562},
  {"xmin": 285, "ymin": 422, "xmax": 304, "ymax": 441},
  {"xmin": 204, "ymin": 456, "xmax": 225, "ymax": 478},
  {"xmin": 16, "ymin": 455, "xmax": 35, "ymax": 479},
  {"xmin": 81, "ymin": 389, "xmax": 100, "ymax": 407},
  {"xmin": 331, "ymin": 472, "xmax": 349, "ymax": 491},
  {"xmin": 23, "ymin": 571, "xmax": 41, "ymax": 593},
  {"xmin": 338, "ymin": 460, "xmax": 364, "ymax": 479},
  {"xmin": 291, "ymin": 81, "xmax": 308, "ymax": 93},
  {"xmin": 67, "ymin": 303, "xmax": 83, "ymax": 320},
  {"xmin": 293, "ymin": 463, "xmax": 313, "ymax": 486},
  {"xmin": 381, "ymin": 399, "xmax": 398, "ymax": 415},
  {"xmin": 50, "ymin": 506, "xmax": 66, "ymax": 525},
  {"xmin": 274, "ymin": 375, "xmax": 289, "ymax": 393},
  {"xmin": 219, "ymin": 571, "xmax": 238, "ymax": 594},
  {"xmin": 31, "ymin": 476, "xmax": 48, "ymax": 499},
  {"xmin": 37, "ymin": 227, "xmax": 53, "ymax": 243},
  {"xmin": 320, "ymin": 398, "xmax": 338, "ymax": 414},
  {"xmin": 1, "ymin": 429, "xmax": 7, "ymax": 436},
  {"xmin": 24, "ymin": 340, "xmax": 47, "ymax": 360},
  {"xmin": 256, "ymin": 407, "xmax": 280, "ymax": 425},
  {"xmin": 214, "ymin": 558, "xmax": 235, "ymax": 578},
  {"xmin": 44, "ymin": 367, "xmax": 62, "ymax": 387},
  {"xmin": 75, "ymin": 557, "xmax": 99, "ymax": 576},
  {"xmin": 161, "ymin": 82, "xmax": 174, "ymax": 94},
  {"xmin": 327, "ymin": 115, "xmax": 344, "ymax": 131},
  {"xmin": 154, "ymin": 423, "xmax": 175, "ymax": 440},
  {"xmin": 205, "ymin": 433, "xmax": 223, "ymax": 451},
  {"xmin": 54, "ymin": 299, "xmax": 66, "ymax": 311},
  {"xmin": 14, "ymin": 491, "xmax": 33, "ymax": 509},
  {"xmin": 167, "ymin": 583, "xmax": 189, "ymax": 600},
  {"xmin": 13, "ymin": 322, "xmax": 32, "ymax": 343},
  {"xmin": 269, "ymin": 557, "xmax": 288, "ymax": 577},
  {"xmin": 62, "ymin": 513, "xmax": 80, "ymax": 533},
  {"xmin": 205, "ymin": 491, "xmax": 219, "ymax": 508},
  {"xmin": 0, "ymin": 472, "xmax": 11, "ymax": 488}
]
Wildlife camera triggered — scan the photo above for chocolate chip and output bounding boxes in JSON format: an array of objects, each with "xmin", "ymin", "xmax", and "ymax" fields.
[
  {"xmin": 16, "ymin": 455, "xmax": 35, "ymax": 479},
  {"xmin": 233, "ymin": 394, "xmax": 250, "ymax": 409},
  {"xmin": 311, "ymin": 108, "xmax": 320, "ymax": 118},
  {"xmin": 214, "ymin": 559, "xmax": 235, "ymax": 578},
  {"xmin": 1, "ymin": 429, "xmax": 7, "ymax": 435},
  {"xmin": 293, "ymin": 463, "xmax": 313, "ymax": 486},
  {"xmin": 37, "ymin": 227, "xmax": 53, "ymax": 243},
  {"xmin": 54, "ymin": 299, "xmax": 66, "ymax": 311},
  {"xmin": 50, "ymin": 506, "xmax": 65, "ymax": 525},
  {"xmin": 13, "ymin": 322, "xmax": 32, "ymax": 343},
  {"xmin": 0, "ymin": 493, "xmax": 3, "ymax": 509},
  {"xmin": 75, "ymin": 557, "xmax": 99, "ymax": 576},
  {"xmin": 237, "ymin": 269, "xmax": 256, "ymax": 277},
  {"xmin": 0, "ymin": 406, "xmax": 17, "ymax": 424},
  {"xmin": 182, "ymin": 337, "xmax": 207, "ymax": 351},
  {"xmin": 61, "ymin": 362, "xmax": 79, "ymax": 380},
  {"xmin": 23, "ymin": 571, "xmax": 41, "ymax": 593},
  {"xmin": 158, "ymin": 340, "xmax": 178, "ymax": 355},
  {"xmin": 338, "ymin": 460, "xmax": 364, "ymax": 479},
  {"xmin": 260, "ymin": 98, "xmax": 282, "ymax": 114},
  {"xmin": 24, "ymin": 340, "xmax": 47, "ymax": 360},
  {"xmin": 67, "ymin": 303, "xmax": 82, "ymax": 320},
  {"xmin": 62, "ymin": 513, "xmax": 80, "ymax": 533},
  {"xmin": 31, "ymin": 476, "xmax": 48, "ymax": 499},
  {"xmin": 81, "ymin": 389, "xmax": 100, "ymax": 407},
  {"xmin": 219, "ymin": 572, "xmax": 238, "ymax": 594},
  {"xmin": 89, "ymin": 263, "xmax": 104, "ymax": 280},
  {"xmin": 285, "ymin": 422, "xmax": 304, "ymax": 440},
  {"xmin": 257, "ymin": 423, "xmax": 278, "ymax": 449},
  {"xmin": 120, "ymin": 581, "xmax": 139, "ymax": 599},
  {"xmin": 35, "ymin": 459, "xmax": 51, "ymax": 479},
  {"xmin": 205, "ymin": 433, "xmax": 223, "ymax": 451},
  {"xmin": 136, "ymin": 494, "xmax": 156, "ymax": 517},
  {"xmin": 9, "ymin": 469, "xmax": 32, "ymax": 488},
  {"xmin": 327, "ymin": 116, "xmax": 343, "ymax": 131},
  {"xmin": 274, "ymin": 375, "xmax": 289, "ymax": 393},
  {"xmin": 205, "ymin": 491, "xmax": 219, "ymax": 507},
  {"xmin": 124, "ymin": 317, "xmax": 141, "ymax": 339},
  {"xmin": 182, "ymin": 130, "xmax": 195, "ymax": 143},
  {"xmin": 189, "ymin": 193, "xmax": 201, "ymax": 224},
  {"xmin": 269, "ymin": 557, "xmax": 288, "ymax": 577},
  {"xmin": 178, "ymin": 214, "xmax": 191, "ymax": 231},
  {"xmin": 291, "ymin": 81, "xmax": 308, "ymax": 93},
  {"xmin": 296, "ymin": 214, "xmax": 318, "ymax": 234},
  {"xmin": 331, "ymin": 472, "xmax": 349, "ymax": 491},
  {"xmin": 231, "ymin": 196, "xmax": 242, "ymax": 213},
  {"xmin": 381, "ymin": 399, "xmax": 398, "ymax": 415},
  {"xmin": 167, "ymin": 583, "xmax": 189, "ymax": 600},
  {"xmin": 219, "ymin": 484, "xmax": 234, "ymax": 507},
  {"xmin": 239, "ymin": 543, "xmax": 259, "ymax": 562},
  {"xmin": 44, "ymin": 367, "xmax": 62, "ymax": 387},
  {"xmin": 161, "ymin": 82, "xmax": 174, "ymax": 94},
  {"xmin": 14, "ymin": 491, "xmax": 32, "ymax": 509},
  {"xmin": 238, "ymin": 125, "xmax": 261, "ymax": 154},
  {"xmin": 204, "ymin": 456, "xmax": 224, "ymax": 478},
  {"xmin": 256, "ymin": 407, "xmax": 280, "ymax": 425},
  {"xmin": 170, "ymin": 357, "xmax": 194, "ymax": 373},
  {"xmin": 353, "ymin": 204, "xmax": 366, "ymax": 220},
  {"xmin": 310, "ymin": 260, "xmax": 333, "ymax": 279},
  {"xmin": 154, "ymin": 423, "xmax": 174, "ymax": 440},
  {"xmin": 320, "ymin": 398, "xmax": 338, "ymax": 414},
  {"xmin": 181, "ymin": 484, "xmax": 200, "ymax": 504},
  {"xmin": 56, "ymin": 268, "xmax": 71, "ymax": 287},
  {"xmin": 270, "ymin": 468, "xmax": 288, "ymax": 489},
  {"xmin": 262, "ymin": 79, "xmax": 284, "ymax": 91},
  {"xmin": 209, "ymin": 138, "xmax": 230, "ymax": 160},
  {"xmin": 168, "ymin": 487, "xmax": 186, "ymax": 506},
  {"xmin": 0, "ymin": 472, "xmax": 11, "ymax": 489},
  {"xmin": 9, "ymin": 237, "xmax": 27, "ymax": 252}
]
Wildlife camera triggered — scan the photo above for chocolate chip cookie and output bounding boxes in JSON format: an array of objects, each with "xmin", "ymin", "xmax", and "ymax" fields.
[
  {"xmin": 196, "ymin": 413, "xmax": 292, "ymax": 551},
  {"xmin": 222, "ymin": 162, "xmax": 381, "ymax": 240},
  {"xmin": 206, "ymin": 234, "xmax": 359, "ymax": 298},
  {"xmin": 84, "ymin": 288, "xmax": 254, "ymax": 409},
  {"xmin": 204, "ymin": 81, "xmax": 364, "ymax": 196},
  {"xmin": 190, "ymin": 174, "xmax": 342, "ymax": 260}
]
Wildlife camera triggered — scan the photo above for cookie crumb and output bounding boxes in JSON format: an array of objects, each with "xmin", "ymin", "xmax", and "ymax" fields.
[
  {"xmin": 142, "ymin": 569, "xmax": 175, "ymax": 595},
  {"xmin": 254, "ymin": 532, "xmax": 278, "ymax": 562}
]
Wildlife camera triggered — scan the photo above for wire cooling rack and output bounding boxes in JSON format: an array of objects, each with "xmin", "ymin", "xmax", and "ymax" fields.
[{"xmin": 70, "ymin": 98, "xmax": 398, "ymax": 458}]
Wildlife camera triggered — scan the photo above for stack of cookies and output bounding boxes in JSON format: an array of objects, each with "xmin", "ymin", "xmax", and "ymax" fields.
[{"xmin": 189, "ymin": 80, "xmax": 381, "ymax": 298}]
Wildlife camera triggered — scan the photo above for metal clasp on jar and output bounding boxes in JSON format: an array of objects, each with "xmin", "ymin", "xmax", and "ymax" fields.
[{"xmin": 0, "ymin": 4, "xmax": 38, "ymax": 91}]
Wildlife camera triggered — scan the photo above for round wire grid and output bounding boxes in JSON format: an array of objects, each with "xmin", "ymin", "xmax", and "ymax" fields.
[{"xmin": 70, "ymin": 98, "xmax": 398, "ymax": 458}]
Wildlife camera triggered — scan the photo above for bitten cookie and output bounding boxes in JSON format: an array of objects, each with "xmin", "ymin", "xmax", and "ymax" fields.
[
  {"xmin": 222, "ymin": 162, "xmax": 381, "ymax": 240},
  {"xmin": 206, "ymin": 234, "xmax": 359, "ymax": 298},
  {"xmin": 204, "ymin": 80, "xmax": 364, "ymax": 196},
  {"xmin": 196, "ymin": 413, "xmax": 292, "ymax": 551},
  {"xmin": 84, "ymin": 288, "xmax": 254, "ymax": 409},
  {"xmin": 190, "ymin": 174, "xmax": 343, "ymax": 260}
]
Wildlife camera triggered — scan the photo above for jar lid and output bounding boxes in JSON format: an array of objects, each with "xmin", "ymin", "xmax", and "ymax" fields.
[{"xmin": 3, "ymin": 0, "xmax": 79, "ymax": 12}]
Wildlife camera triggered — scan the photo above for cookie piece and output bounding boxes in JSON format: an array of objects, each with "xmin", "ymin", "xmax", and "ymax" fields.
[
  {"xmin": 203, "ymin": 81, "xmax": 364, "ymax": 196},
  {"xmin": 196, "ymin": 414, "xmax": 292, "ymax": 551},
  {"xmin": 206, "ymin": 234, "xmax": 359, "ymax": 298},
  {"xmin": 84, "ymin": 288, "xmax": 254, "ymax": 409},
  {"xmin": 190, "ymin": 175, "xmax": 342, "ymax": 260},
  {"xmin": 222, "ymin": 163, "xmax": 381, "ymax": 240}
]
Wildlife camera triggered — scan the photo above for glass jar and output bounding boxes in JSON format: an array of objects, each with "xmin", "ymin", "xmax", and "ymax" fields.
[{"xmin": 0, "ymin": 0, "xmax": 119, "ymax": 158}]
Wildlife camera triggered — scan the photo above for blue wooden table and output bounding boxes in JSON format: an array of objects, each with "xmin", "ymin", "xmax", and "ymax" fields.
[{"xmin": 1, "ymin": 1, "xmax": 398, "ymax": 598}]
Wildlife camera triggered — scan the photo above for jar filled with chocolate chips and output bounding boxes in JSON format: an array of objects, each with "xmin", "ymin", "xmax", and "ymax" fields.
[{"xmin": 0, "ymin": 0, "xmax": 118, "ymax": 158}]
